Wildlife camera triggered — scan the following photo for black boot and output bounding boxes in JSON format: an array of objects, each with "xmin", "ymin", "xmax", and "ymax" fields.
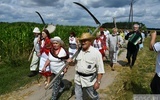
[
  {"xmin": 124, "ymin": 58, "xmax": 130, "ymax": 66},
  {"xmin": 28, "ymin": 71, "xmax": 39, "ymax": 77},
  {"xmin": 130, "ymin": 59, "xmax": 136, "ymax": 68}
]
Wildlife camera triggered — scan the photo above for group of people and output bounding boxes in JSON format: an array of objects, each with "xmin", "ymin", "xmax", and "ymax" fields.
[
  {"xmin": 68, "ymin": 27, "xmax": 124, "ymax": 71},
  {"xmin": 93, "ymin": 27, "xmax": 123, "ymax": 71},
  {"xmin": 28, "ymin": 27, "xmax": 69, "ymax": 99},
  {"xmin": 27, "ymin": 23, "xmax": 159, "ymax": 99},
  {"xmin": 92, "ymin": 24, "xmax": 147, "ymax": 70},
  {"xmin": 28, "ymin": 27, "xmax": 105, "ymax": 100}
]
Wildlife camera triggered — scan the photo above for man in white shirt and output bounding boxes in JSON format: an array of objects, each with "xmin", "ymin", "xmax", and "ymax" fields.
[
  {"xmin": 67, "ymin": 33, "xmax": 105, "ymax": 100},
  {"xmin": 150, "ymin": 30, "xmax": 160, "ymax": 94}
]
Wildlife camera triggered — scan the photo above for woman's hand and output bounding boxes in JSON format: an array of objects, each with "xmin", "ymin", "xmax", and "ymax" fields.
[
  {"xmin": 37, "ymin": 52, "xmax": 41, "ymax": 57},
  {"xmin": 42, "ymin": 67, "xmax": 46, "ymax": 72},
  {"xmin": 66, "ymin": 58, "xmax": 73, "ymax": 63},
  {"xmin": 63, "ymin": 68, "xmax": 68, "ymax": 74}
]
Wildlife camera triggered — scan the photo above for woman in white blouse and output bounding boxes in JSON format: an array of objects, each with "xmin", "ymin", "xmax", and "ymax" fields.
[{"xmin": 42, "ymin": 36, "xmax": 69, "ymax": 100}]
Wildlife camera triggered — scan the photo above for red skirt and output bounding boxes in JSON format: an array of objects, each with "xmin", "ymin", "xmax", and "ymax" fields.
[
  {"xmin": 40, "ymin": 71, "xmax": 52, "ymax": 77},
  {"xmin": 99, "ymin": 49, "xmax": 105, "ymax": 57}
]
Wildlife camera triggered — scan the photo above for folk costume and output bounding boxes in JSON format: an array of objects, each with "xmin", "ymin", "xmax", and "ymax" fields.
[
  {"xmin": 69, "ymin": 35, "xmax": 78, "ymax": 58},
  {"xmin": 43, "ymin": 36, "xmax": 69, "ymax": 100},
  {"xmin": 93, "ymin": 33, "xmax": 106, "ymax": 58},
  {"xmin": 51, "ymin": 37, "xmax": 68, "ymax": 100},
  {"xmin": 39, "ymin": 37, "xmax": 52, "ymax": 76},
  {"xmin": 28, "ymin": 27, "xmax": 40, "ymax": 77},
  {"xmin": 100, "ymin": 31, "xmax": 107, "ymax": 51},
  {"xmin": 107, "ymin": 33, "xmax": 123, "ymax": 64}
]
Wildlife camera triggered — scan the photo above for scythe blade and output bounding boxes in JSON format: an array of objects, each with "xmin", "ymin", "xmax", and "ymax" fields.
[
  {"xmin": 73, "ymin": 2, "xmax": 101, "ymax": 25},
  {"xmin": 35, "ymin": 11, "xmax": 56, "ymax": 34},
  {"xmin": 44, "ymin": 2, "xmax": 102, "ymax": 94},
  {"xmin": 35, "ymin": 11, "xmax": 47, "ymax": 28}
]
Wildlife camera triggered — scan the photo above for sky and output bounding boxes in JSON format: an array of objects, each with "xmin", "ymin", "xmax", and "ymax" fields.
[{"xmin": 0, "ymin": 0, "xmax": 160, "ymax": 28}]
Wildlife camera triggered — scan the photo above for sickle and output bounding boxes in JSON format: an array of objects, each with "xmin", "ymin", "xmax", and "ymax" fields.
[{"xmin": 73, "ymin": 2, "xmax": 101, "ymax": 26}]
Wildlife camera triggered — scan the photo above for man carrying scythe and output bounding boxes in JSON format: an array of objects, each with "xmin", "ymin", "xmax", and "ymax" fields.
[
  {"xmin": 28, "ymin": 11, "xmax": 56, "ymax": 77},
  {"xmin": 67, "ymin": 33, "xmax": 105, "ymax": 100},
  {"xmin": 42, "ymin": 2, "xmax": 104, "ymax": 100},
  {"xmin": 67, "ymin": 2, "xmax": 105, "ymax": 100},
  {"xmin": 28, "ymin": 27, "xmax": 41, "ymax": 77}
]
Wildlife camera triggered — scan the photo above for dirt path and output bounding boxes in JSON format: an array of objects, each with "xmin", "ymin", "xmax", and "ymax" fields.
[{"xmin": 0, "ymin": 48, "xmax": 127, "ymax": 100}]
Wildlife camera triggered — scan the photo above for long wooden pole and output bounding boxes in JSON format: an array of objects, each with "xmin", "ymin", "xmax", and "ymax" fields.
[
  {"xmin": 28, "ymin": 47, "xmax": 34, "ymax": 61},
  {"xmin": 45, "ymin": 1, "xmax": 101, "ymax": 93}
]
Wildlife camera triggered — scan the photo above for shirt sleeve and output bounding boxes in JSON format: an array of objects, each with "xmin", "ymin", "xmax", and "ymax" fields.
[
  {"xmin": 153, "ymin": 42, "xmax": 160, "ymax": 52},
  {"xmin": 118, "ymin": 36, "xmax": 123, "ymax": 45}
]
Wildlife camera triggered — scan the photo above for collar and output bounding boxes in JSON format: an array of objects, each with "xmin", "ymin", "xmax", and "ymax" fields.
[
  {"xmin": 112, "ymin": 34, "xmax": 117, "ymax": 36},
  {"xmin": 82, "ymin": 45, "xmax": 92, "ymax": 53},
  {"xmin": 112, "ymin": 32, "xmax": 118, "ymax": 36}
]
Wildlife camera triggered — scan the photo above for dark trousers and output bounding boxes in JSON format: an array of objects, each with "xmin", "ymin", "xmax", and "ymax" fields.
[
  {"xmin": 150, "ymin": 73, "xmax": 160, "ymax": 94},
  {"xmin": 51, "ymin": 74, "xmax": 64, "ymax": 100},
  {"xmin": 126, "ymin": 42, "xmax": 139, "ymax": 66}
]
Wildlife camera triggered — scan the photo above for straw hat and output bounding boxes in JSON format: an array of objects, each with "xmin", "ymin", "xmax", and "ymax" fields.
[
  {"xmin": 78, "ymin": 33, "xmax": 95, "ymax": 41},
  {"xmin": 50, "ymin": 36, "xmax": 64, "ymax": 45},
  {"xmin": 33, "ymin": 27, "xmax": 40, "ymax": 33}
]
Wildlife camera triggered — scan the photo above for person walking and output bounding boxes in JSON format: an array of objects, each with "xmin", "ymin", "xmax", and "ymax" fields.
[
  {"xmin": 68, "ymin": 32, "xmax": 79, "ymax": 58},
  {"xmin": 42, "ymin": 36, "xmax": 69, "ymax": 99},
  {"xmin": 107, "ymin": 28, "xmax": 123, "ymax": 71},
  {"xmin": 125, "ymin": 24, "xmax": 142, "ymax": 68},
  {"xmin": 39, "ymin": 29, "xmax": 52, "ymax": 88},
  {"xmin": 67, "ymin": 33, "xmax": 105, "ymax": 100},
  {"xmin": 28, "ymin": 27, "xmax": 41, "ymax": 77},
  {"xmin": 139, "ymin": 31, "xmax": 145, "ymax": 50},
  {"xmin": 149, "ymin": 30, "xmax": 160, "ymax": 94},
  {"xmin": 93, "ymin": 32, "xmax": 106, "ymax": 60}
]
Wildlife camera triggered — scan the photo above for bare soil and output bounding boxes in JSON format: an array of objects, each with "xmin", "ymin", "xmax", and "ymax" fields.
[{"xmin": 0, "ymin": 48, "xmax": 127, "ymax": 100}]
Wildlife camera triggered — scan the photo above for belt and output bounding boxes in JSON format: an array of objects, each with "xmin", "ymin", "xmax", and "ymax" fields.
[{"xmin": 76, "ymin": 71, "xmax": 94, "ymax": 77}]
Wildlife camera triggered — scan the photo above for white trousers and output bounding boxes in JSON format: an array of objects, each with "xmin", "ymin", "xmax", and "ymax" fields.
[
  {"xmin": 109, "ymin": 50, "xmax": 119, "ymax": 63},
  {"xmin": 30, "ymin": 51, "xmax": 39, "ymax": 71}
]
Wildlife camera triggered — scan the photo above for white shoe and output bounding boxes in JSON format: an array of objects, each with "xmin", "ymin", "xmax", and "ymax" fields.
[
  {"xmin": 44, "ymin": 81, "xmax": 48, "ymax": 85},
  {"xmin": 45, "ymin": 83, "xmax": 49, "ymax": 89}
]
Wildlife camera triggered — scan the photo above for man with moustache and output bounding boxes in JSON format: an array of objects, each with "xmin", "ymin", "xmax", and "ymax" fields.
[{"xmin": 67, "ymin": 33, "xmax": 105, "ymax": 100}]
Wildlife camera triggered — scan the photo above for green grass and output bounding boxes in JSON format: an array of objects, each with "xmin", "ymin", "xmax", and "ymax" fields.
[
  {"xmin": 0, "ymin": 59, "xmax": 37, "ymax": 95},
  {"xmin": 103, "ymin": 36, "xmax": 160, "ymax": 99}
]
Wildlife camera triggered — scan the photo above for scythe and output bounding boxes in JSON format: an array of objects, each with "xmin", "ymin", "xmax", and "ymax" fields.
[
  {"xmin": 36, "ymin": 11, "xmax": 46, "ymax": 26},
  {"xmin": 74, "ymin": 2, "xmax": 101, "ymax": 35},
  {"xmin": 73, "ymin": 2, "xmax": 101, "ymax": 25},
  {"xmin": 35, "ymin": 11, "xmax": 56, "ymax": 34},
  {"xmin": 45, "ymin": 2, "xmax": 102, "ymax": 93},
  {"xmin": 28, "ymin": 12, "xmax": 56, "ymax": 61}
]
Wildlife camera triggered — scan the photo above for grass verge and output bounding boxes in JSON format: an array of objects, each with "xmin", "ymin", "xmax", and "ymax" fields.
[
  {"xmin": 0, "ymin": 57, "xmax": 37, "ymax": 95},
  {"xmin": 101, "ymin": 36, "xmax": 160, "ymax": 99}
]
